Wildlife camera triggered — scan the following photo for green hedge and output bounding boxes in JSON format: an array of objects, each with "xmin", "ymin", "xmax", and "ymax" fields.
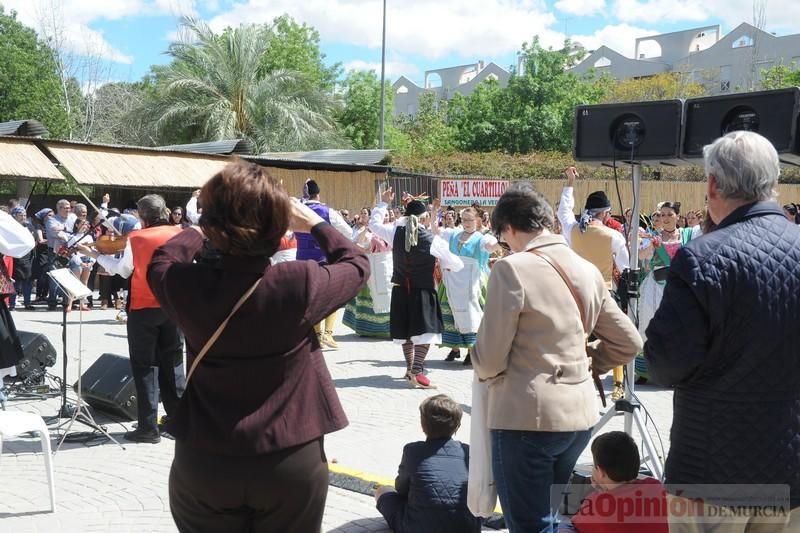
[{"xmin": 390, "ymin": 150, "xmax": 800, "ymax": 183}]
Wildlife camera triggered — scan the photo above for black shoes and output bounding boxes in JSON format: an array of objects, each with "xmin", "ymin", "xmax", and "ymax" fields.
[
  {"xmin": 462, "ymin": 353, "xmax": 472, "ymax": 366},
  {"xmin": 124, "ymin": 428, "xmax": 161, "ymax": 444},
  {"xmin": 445, "ymin": 349, "xmax": 461, "ymax": 362}
]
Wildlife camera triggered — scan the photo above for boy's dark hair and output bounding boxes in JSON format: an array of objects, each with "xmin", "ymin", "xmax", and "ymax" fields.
[
  {"xmin": 419, "ymin": 394, "xmax": 462, "ymax": 439},
  {"xmin": 591, "ymin": 431, "xmax": 640, "ymax": 482}
]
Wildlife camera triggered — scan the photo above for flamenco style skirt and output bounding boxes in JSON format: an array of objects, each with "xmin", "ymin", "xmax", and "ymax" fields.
[{"xmin": 343, "ymin": 285, "xmax": 391, "ymax": 338}]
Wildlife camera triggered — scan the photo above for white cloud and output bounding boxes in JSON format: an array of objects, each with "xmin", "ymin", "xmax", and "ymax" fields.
[
  {"xmin": 1, "ymin": 0, "xmax": 200, "ymax": 65},
  {"xmin": 555, "ymin": 0, "xmax": 606, "ymax": 17},
  {"xmin": 343, "ymin": 59, "xmax": 420, "ymax": 79},
  {"xmin": 208, "ymin": 0, "xmax": 566, "ymax": 60},
  {"xmin": 572, "ymin": 23, "xmax": 660, "ymax": 57},
  {"xmin": 611, "ymin": 0, "xmax": 800, "ymax": 35},
  {"xmin": 612, "ymin": 0, "xmax": 707, "ymax": 24}
]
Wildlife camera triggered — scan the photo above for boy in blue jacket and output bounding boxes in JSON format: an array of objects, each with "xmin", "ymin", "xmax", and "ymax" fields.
[{"xmin": 375, "ymin": 394, "xmax": 482, "ymax": 533}]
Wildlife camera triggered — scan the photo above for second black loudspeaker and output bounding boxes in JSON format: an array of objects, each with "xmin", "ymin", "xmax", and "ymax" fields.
[
  {"xmin": 573, "ymin": 100, "xmax": 684, "ymax": 164},
  {"xmin": 74, "ymin": 353, "xmax": 137, "ymax": 421},
  {"xmin": 682, "ymin": 88, "xmax": 800, "ymax": 165}
]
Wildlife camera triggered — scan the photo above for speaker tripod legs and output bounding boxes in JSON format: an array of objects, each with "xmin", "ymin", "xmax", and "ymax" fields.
[
  {"xmin": 53, "ymin": 398, "xmax": 126, "ymax": 453},
  {"xmin": 592, "ymin": 397, "xmax": 664, "ymax": 481}
]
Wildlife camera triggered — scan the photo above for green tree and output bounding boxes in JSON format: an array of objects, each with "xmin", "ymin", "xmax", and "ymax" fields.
[
  {"xmin": 496, "ymin": 38, "xmax": 610, "ymax": 153},
  {"xmin": 259, "ymin": 15, "xmax": 341, "ymax": 92},
  {"xmin": 395, "ymin": 93, "xmax": 455, "ymax": 156},
  {"xmin": 447, "ymin": 78, "xmax": 504, "ymax": 152},
  {"xmin": 0, "ymin": 7, "xmax": 69, "ymax": 137},
  {"xmin": 144, "ymin": 18, "xmax": 343, "ymax": 152},
  {"xmin": 90, "ymin": 80, "xmax": 160, "ymax": 145},
  {"xmin": 603, "ymin": 71, "xmax": 707, "ymax": 103},
  {"xmin": 336, "ymin": 70, "xmax": 397, "ymax": 149},
  {"xmin": 760, "ymin": 61, "xmax": 800, "ymax": 90},
  {"xmin": 445, "ymin": 37, "xmax": 610, "ymax": 154}
]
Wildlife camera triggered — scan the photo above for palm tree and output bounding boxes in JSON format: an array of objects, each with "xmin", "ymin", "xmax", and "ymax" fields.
[{"xmin": 150, "ymin": 18, "xmax": 343, "ymax": 152}]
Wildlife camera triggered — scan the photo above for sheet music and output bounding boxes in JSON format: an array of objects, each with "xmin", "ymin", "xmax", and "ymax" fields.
[{"xmin": 48, "ymin": 268, "xmax": 92, "ymax": 299}]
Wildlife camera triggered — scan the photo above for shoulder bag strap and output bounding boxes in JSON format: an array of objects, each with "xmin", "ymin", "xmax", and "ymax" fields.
[
  {"xmin": 185, "ymin": 277, "xmax": 262, "ymax": 386},
  {"xmin": 528, "ymin": 248, "xmax": 607, "ymax": 407},
  {"xmin": 529, "ymin": 249, "xmax": 586, "ymax": 327}
]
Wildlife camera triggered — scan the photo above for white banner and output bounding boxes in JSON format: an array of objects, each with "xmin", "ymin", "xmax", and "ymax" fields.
[{"xmin": 439, "ymin": 179, "xmax": 510, "ymax": 207}]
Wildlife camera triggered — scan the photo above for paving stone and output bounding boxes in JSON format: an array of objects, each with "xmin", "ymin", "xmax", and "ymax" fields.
[{"xmin": 0, "ymin": 307, "xmax": 671, "ymax": 531}]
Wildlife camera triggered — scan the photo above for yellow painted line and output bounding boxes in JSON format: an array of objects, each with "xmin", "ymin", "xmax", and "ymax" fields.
[
  {"xmin": 329, "ymin": 463, "xmax": 395, "ymax": 488},
  {"xmin": 328, "ymin": 463, "xmax": 502, "ymax": 514}
]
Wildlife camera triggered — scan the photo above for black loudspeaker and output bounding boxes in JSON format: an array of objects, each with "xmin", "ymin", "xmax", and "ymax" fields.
[
  {"xmin": 15, "ymin": 331, "xmax": 57, "ymax": 380},
  {"xmin": 682, "ymin": 88, "xmax": 800, "ymax": 165},
  {"xmin": 74, "ymin": 353, "xmax": 137, "ymax": 421},
  {"xmin": 574, "ymin": 100, "xmax": 684, "ymax": 165}
]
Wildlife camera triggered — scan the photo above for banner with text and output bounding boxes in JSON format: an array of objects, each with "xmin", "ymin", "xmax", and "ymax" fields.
[{"xmin": 439, "ymin": 179, "xmax": 510, "ymax": 207}]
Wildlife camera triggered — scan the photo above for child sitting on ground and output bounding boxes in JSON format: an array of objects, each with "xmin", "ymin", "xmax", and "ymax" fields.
[
  {"xmin": 374, "ymin": 394, "xmax": 481, "ymax": 533},
  {"xmin": 564, "ymin": 431, "xmax": 668, "ymax": 532}
]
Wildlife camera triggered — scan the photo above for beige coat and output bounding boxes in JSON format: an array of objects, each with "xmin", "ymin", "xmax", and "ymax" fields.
[{"xmin": 472, "ymin": 234, "xmax": 642, "ymax": 432}]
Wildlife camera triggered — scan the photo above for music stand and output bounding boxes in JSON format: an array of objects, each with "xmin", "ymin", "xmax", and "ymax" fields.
[{"xmin": 45, "ymin": 268, "xmax": 125, "ymax": 452}]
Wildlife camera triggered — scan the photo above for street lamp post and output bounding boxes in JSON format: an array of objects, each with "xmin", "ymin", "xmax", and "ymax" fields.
[{"xmin": 378, "ymin": 0, "xmax": 387, "ymax": 149}]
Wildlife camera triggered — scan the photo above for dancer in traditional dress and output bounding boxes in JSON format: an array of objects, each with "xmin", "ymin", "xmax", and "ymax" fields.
[
  {"xmin": 344, "ymin": 210, "xmax": 393, "ymax": 338},
  {"xmin": 295, "ymin": 179, "xmax": 353, "ymax": 349},
  {"xmin": 0, "ymin": 210, "xmax": 35, "ymax": 382},
  {"xmin": 369, "ymin": 188, "xmax": 462, "ymax": 389},
  {"xmin": 433, "ymin": 205, "xmax": 499, "ymax": 365},
  {"xmin": 635, "ymin": 201, "xmax": 693, "ymax": 383}
]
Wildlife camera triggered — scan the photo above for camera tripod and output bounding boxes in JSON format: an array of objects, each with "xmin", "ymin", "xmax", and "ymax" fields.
[{"xmin": 591, "ymin": 162, "xmax": 665, "ymax": 481}]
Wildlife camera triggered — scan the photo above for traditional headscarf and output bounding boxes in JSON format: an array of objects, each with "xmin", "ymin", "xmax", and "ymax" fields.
[
  {"xmin": 579, "ymin": 190, "xmax": 612, "ymax": 233},
  {"xmin": 11, "ymin": 206, "xmax": 26, "ymax": 218},
  {"xmin": 403, "ymin": 195, "xmax": 428, "ymax": 252},
  {"xmin": 34, "ymin": 208, "xmax": 53, "ymax": 222}
]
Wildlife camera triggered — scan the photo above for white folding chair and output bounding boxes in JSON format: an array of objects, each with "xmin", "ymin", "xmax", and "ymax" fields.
[{"xmin": 0, "ymin": 411, "xmax": 56, "ymax": 512}]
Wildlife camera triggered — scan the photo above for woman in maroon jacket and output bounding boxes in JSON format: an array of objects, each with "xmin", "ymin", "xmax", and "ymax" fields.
[{"xmin": 148, "ymin": 161, "xmax": 369, "ymax": 533}]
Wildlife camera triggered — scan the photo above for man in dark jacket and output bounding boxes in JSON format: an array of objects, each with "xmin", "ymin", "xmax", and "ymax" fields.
[{"xmin": 645, "ymin": 131, "xmax": 800, "ymax": 531}]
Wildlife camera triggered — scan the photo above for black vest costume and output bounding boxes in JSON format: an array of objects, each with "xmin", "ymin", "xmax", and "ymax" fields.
[{"xmin": 392, "ymin": 226, "xmax": 436, "ymax": 290}]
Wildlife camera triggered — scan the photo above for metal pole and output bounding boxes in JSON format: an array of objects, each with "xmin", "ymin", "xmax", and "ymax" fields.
[
  {"xmin": 378, "ymin": 0, "xmax": 387, "ymax": 149},
  {"xmin": 624, "ymin": 162, "xmax": 642, "ymax": 435}
]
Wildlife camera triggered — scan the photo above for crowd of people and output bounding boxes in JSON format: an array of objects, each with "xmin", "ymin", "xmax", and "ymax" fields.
[{"xmin": 1, "ymin": 129, "xmax": 800, "ymax": 533}]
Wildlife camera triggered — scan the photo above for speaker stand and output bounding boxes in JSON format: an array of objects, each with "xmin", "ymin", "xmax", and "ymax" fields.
[{"xmin": 591, "ymin": 162, "xmax": 664, "ymax": 481}]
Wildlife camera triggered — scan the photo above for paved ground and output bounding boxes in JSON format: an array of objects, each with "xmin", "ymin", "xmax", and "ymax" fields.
[{"xmin": 0, "ymin": 304, "xmax": 674, "ymax": 532}]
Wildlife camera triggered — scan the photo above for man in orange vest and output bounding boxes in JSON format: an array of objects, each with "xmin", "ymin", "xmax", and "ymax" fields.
[{"xmin": 82, "ymin": 195, "xmax": 185, "ymax": 443}]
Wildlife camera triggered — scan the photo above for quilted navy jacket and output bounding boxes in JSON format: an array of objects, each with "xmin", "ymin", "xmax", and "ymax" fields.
[
  {"xmin": 645, "ymin": 202, "xmax": 800, "ymax": 506},
  {"xmin": 386, "ymin": 438, "xmax": 481, "ymax": 533}
]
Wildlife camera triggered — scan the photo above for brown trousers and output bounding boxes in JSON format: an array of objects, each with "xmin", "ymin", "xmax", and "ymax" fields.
[{"xmin": 169, "ymin": 437, "xmax": 329, "ymax": 533}]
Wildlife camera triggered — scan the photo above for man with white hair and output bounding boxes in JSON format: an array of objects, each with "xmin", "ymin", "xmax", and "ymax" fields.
[
  {"xmin": 645, "ymin": 131, "xmax": 800, "ymax": 530},
  {"xmin": 80, "ymin": 194, "xmax": 185, "ymax": 444}
]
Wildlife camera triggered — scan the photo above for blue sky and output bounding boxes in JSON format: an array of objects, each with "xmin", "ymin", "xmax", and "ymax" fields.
[{"xmin": 4, "ymin": 0, "xmax": 800, "ymax": 88}]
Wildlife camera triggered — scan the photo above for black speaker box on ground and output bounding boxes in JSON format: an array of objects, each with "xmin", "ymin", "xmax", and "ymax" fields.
[
  {"xmin": 74, "ymin": 353, "xmax": 137, "ymax": 421},
  {"xmin": 574, "ymin": 100, "xmax": 684, "ymax": 165},
  {"xmin": 682, "ymin": 88, "xmax": 800, "ymax": 165},
  {"xmin": 15, "ymin": 331, "xmax": 57, "ymax": 380}
]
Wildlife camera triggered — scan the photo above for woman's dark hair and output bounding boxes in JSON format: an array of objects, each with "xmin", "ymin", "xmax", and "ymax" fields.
[
  {"xmin": 660, "ymin": 201, "xmax": 681, "ymax": 215},
  {"xmin": 419, "ymin": 394, "xmax": 462, "ymax": 439},
  {"xmin": 591, "ymin": 431, "xmax": 640, "ymax": 483},
  {"xmin": 784, "ymin": 203, "xmax": 799, "ymax": 216},
  {"xmin": 491, "ymin": 182, "xmax": 554, "ymax": 236},
  {"xmin": 200, "ymin": 160, "xmax": 291, "ymax": 257}
]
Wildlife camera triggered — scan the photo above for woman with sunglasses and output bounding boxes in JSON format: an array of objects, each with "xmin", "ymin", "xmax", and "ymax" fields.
[
  {"xmin": 170, "ymin": 207, "xmax": 191, "ymax": 228},
  {"xmin": 636, "ymin": 201, "xmax": 694, "ymax": 383}
]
